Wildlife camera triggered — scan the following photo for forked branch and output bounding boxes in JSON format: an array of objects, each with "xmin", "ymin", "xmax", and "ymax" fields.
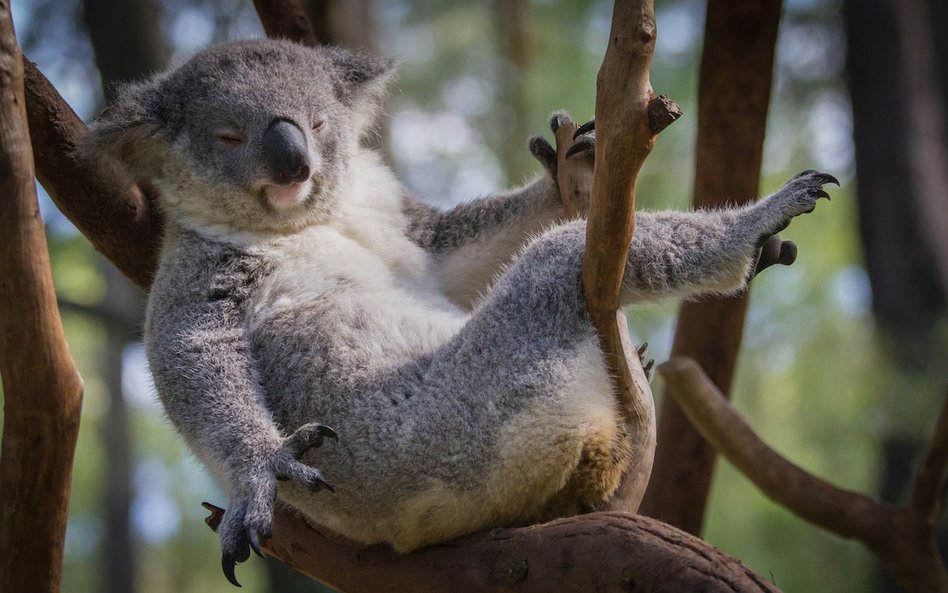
[{"xmin": 661, "ymin": 357, "xmax": 948, "ymax": 593}]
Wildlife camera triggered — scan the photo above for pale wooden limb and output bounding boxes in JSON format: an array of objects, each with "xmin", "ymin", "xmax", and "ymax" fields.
[
  {"xmin": 580, "ymin": 0, "xmax": 680, "ymax": 512},
  {"xmin": 661, "ymin": 357, "xmax": 948, "ymax": 593},
  {"xmin": 0, "ymin": 5, "xmax": 85, "ymax": 592}
]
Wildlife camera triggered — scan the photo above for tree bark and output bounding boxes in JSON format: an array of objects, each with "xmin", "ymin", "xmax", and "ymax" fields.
[
  {"xmin": 203, "ymin": 504, "xmax": 779, "ymax": 593},
  {"xmin": 0, "ymin": 4, "xmax": 85, "ymax": 593},
  {"xmin": 640, "ymin": 0, "xmax": 782, "ymax": 534}
]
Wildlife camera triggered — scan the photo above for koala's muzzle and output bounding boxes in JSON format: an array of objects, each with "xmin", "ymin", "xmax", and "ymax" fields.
[{"xmin": 263, "ymin": 120, "xmax": 311, "ymax": 185}]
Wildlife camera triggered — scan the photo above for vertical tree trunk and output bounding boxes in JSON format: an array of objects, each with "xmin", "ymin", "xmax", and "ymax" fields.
[
  {"xmin": 640, "ymin": 0, "xmax": 782, "ymax": 533},
  {"xmin": 0, "ymin": 4, "xmax": 85, "ymax": 593},
  {"xmin": 843, "ymin": 0, "xmax": 948, "ymax": 589}
]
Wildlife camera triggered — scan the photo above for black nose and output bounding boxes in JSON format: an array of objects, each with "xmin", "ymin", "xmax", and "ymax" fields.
[{"xmin": 262, "ymin": 120, "xmax": 311, "ymax": 185}]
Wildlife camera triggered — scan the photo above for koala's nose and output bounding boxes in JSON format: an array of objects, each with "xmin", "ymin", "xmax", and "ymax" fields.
[{"xmin": 263, "ymin": 120, "xmax": 311, "ymax": 185}]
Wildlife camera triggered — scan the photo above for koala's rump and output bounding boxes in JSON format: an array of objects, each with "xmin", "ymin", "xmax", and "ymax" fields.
[{"xmin": 250, "ymin": 289, "xmax": 625, "ymax": 551}]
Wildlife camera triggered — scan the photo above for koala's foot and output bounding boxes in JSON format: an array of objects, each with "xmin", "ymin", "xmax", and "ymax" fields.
[
  {"xmin": 528, "ymin": 113, "xmax": 596, "ymax": 181},
  {"xmin": 220, "ymin": 422, "xmax": 336, "ymax": 587},
  {"xmin": 760, "ymin": 170, "xmax": 838, "ymax": 236}
]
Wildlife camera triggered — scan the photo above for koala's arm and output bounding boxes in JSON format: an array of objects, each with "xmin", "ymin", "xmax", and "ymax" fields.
[
  {"xmin": 621, "ymin": 171, "xmax": 837, "ymax": 303},
  {"xmin": 403, "ymin": 175, "xmax": 566, "ymax": 307},
  {"xmin": 146, "ymin": 242, "xmax": 333, "ymax": 584}
]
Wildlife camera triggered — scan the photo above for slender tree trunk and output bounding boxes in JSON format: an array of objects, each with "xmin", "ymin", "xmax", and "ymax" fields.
[
  {"xmin": 0, "ymin": 4, "xmax": 85, "ymax": 593},
  {"xmin": 640, "ymin": 0, "xmax": 782, "ymax": 534}
]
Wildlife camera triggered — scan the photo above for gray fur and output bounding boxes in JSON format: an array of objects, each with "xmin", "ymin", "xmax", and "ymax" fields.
[{"xmin": 85, "ymin": 38, "xmax": 833, "ymax": 574}]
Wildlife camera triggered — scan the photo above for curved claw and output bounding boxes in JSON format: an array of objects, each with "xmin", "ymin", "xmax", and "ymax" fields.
[
  {"xmin": 285, "ymin": 423, "xmax": 339, "ymax": 457},
  {"xmin": 636, "ymin": 341, "xmax": 649, "ymax": 358},
  {"xmin": 549, "ymin": 111, "xmax": 571, "ymax": 133},
  {"xmin": 816, "ymin": 172, "xmax": 840, "ymax": 186},
  {"xmin": 573, "ymin": 119, "xmax": 595, "ymax": 138},
  {"xmin": 248, "ymin": 530, "xmax": 264, "ymax": 559},
  {"xmin": 312, "ymin": 472, "xmax": 335, "ymax": 493},
  {"xmin": 565, "ymin": 136, "xmax": 595, "ymax": 159},
  {"xmin": 814, "ymin": 189, "xmax": 831, "ymax": 200},
  {"xmin": 528, "ymin": 136, "xmax": 557, "ymax": 173},
  {"xmin": 222, "ymin": 554, "xmax": 241, "ymax": 588}
]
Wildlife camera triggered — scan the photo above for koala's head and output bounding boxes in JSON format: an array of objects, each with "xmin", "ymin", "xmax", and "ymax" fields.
[{"xmin": 85, "ymin": 39, "xmax": 394, "ymax": 232}]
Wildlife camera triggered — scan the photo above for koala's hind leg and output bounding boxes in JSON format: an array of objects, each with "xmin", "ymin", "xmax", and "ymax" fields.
[{"xmin": 418, "ymin": 223, "xmax": 629, "ymax": 530}]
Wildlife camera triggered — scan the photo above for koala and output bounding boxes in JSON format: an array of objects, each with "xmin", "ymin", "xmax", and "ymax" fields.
[{"xmin": 85, "ymin": 39, "xmax": 835, "ymax": 586}]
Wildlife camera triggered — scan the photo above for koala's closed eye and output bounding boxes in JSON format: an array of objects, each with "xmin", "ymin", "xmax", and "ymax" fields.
[
  {"xmin": 214, "ymin": 127, "xmax": 246, "ymax": 147},
  {"xmin": 312, "ymin": 118, "xmax": 326, "ymax": 133}
]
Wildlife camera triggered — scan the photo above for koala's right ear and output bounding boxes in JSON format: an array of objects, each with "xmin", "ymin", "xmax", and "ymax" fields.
[{"xmin": 83, "ymin": 78, "xmax": 168, "ymax": 179}]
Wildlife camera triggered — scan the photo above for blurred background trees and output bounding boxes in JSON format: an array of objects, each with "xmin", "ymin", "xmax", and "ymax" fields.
[{"xmin": 4, "ymin": 0, "xmax": 946, "ymax": 591}]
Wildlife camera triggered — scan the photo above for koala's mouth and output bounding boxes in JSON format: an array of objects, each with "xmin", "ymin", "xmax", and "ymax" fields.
[{"xmin": 263, "ymin": 180, "xmax": 312, "ymax": 210}]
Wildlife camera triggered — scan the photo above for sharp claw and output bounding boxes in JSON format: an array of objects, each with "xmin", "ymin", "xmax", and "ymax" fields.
[
  {"xmin": 573, "ymin": 119, "xmax": 595, "ymax": 138},
  {"xmin": 565, "ymin": 138, "xmax": 595, "ymax": 159},
  {"xmin": 249, "ymin": 530, "xmax": 264, "ymax": 559},
  {"xmin": 222, "ymin": 554, "xmax": 242, "ymax": 588},
  {"xmin": 550, "ymin": 111, "xmax": 571, "ymax": 133},
  {"xmin": 317, "ymin": 425, "xmax": 339, "ymax": 442},
  {"xmin": 814, "ymin": 189, "xmax": 830, "ymax": 200},
  {"xmin": 818, "ymin": 172, "xmax": 840, "ymax": 186},
  {"xmin": 643, "ymin": 360, "xmax": 655, "ymax": 375},
  {"xmin": 637, "ymin": 342, "xmax": 649, "ymax": 357},
  {"xmin": 315, "ymin": 475, "xmax": 335, "ymax": 493}
]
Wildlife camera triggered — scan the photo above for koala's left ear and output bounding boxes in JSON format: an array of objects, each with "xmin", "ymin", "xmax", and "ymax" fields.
[
  {"xmin": 82, "ymin": 77, "xmax": 170, "ymax": 179},
  {"xmin": 325, "ymin": 47, "xmax": 397, "ymax": 133}
]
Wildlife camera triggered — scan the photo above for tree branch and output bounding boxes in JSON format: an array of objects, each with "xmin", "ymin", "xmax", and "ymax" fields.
[
  {"xmin": 23, "ymin": 58, "xmax": 161, "ymax": 289},
  {"xmin": 202, "ymin": 503, "xmax": 779, "ymax": 593},
  {"xmin": 0, "ymin": 5, "xmax": 85, "ymax": 592},
  {"xmin": 910, "ymin": 390, "xmax": 948, "ymax": 523},
  {"xmin": 253, "ymin": 0, "xmax": 319, "ymax": 46},
  {"xmin": 579, "ymin": 0, "xmax": 680, "ymax": 513},
  {"xmin": 660, "ymin": 357, "xmax": 948, "ymax": 593}
]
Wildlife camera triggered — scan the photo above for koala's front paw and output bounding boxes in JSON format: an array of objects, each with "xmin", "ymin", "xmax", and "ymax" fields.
[
  {"xmin": 529, "ymin": 112, "xmax": 596, "ymax": 217},
  {"xmin": 219, "ymin": 423, "xmax": 336, "ymax": 587}
]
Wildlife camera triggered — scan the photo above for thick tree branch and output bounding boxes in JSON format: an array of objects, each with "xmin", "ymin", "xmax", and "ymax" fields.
[
  {"xmin": 202, "ymin": 503, "xmax": 778, "ymax": 593},
  {"xmin": 661, "ymin": 357, "xmax": 948, "ymax": 593},
  {"xmin": 0, "ymin": 5, "xmax": 85, "ymax": 592},
  {"xmin": 641, "ymin": 0, "xmax": 783, "ymax": 533},
  {"xmin": 23, "ymin": 59, "xmax": 161, "ymax": 288}
]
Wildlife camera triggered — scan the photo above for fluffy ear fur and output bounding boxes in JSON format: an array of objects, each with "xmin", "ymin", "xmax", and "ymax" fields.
[
  {"xmin": 83, "ymin": 77, "xmax": 169, "ymax": 179},
  {"xmin": 324, "ymin": 47, "xmax": 397, "ymax": 135}
]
